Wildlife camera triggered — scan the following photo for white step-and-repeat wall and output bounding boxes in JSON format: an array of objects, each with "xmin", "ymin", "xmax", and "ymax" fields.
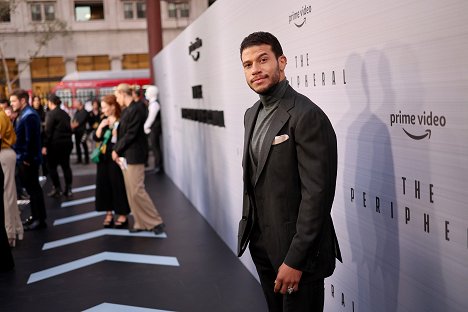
[{"xmin": 153, "ymin": 0, "xmax": 468, "ymax": 311}]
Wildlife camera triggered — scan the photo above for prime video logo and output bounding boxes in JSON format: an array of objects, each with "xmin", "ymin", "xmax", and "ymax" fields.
[
  {"xmin": 390, "ymin": 110, "xmax": 447, "ymax": 140},
  {"xmin": 289, "ymin": 4, "xmax": 312, "ymax": 28}
]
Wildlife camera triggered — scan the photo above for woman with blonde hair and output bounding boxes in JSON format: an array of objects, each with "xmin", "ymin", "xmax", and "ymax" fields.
[{"xmin": 112, "ymin": 83, "xmax": 165, "ymax": 234}]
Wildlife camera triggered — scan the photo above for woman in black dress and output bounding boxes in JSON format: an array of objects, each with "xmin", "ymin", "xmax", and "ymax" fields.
[{"xmin": 94, "ymin": 95, "xmax": 130, "ymax": 228}]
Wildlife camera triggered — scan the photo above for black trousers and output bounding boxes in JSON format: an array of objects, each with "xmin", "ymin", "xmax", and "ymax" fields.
[
  {"xmin": 47, "ymin": 142, "xmax": 73, "ymax": 190},
  {"xmin": 249, "ymin": 226, "xmax": 324, "ymax": 312},
  {"xmin": 0, "ymin": 165, "xmax": 14, "ymax": 271},
  {"xmin": 95, "ymin": 157, "xmax": 130, "ymax": 215},
  {"xmin": 74, "ymin": 130, "xmax": 89, "ymax": 162},
  {"xmin": 18, "ymin": 162, "xmax": 46, "ymax": 222}
]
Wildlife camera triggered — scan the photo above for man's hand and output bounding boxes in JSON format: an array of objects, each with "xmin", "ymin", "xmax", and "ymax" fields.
[
  {"xmin": 42, "ymin": 147, "xmax": 47, "ymax": 155},
  {"xmin": 112, "ymin": 150, "xmax": 119, "ymax": 161},
  {"xmin": 273, "ymin": 263, "xmax": 302, "ymax": 295}
]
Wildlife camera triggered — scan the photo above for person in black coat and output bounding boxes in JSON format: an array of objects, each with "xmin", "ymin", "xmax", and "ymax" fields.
[
  {"xmin": 237, "ymin": 32, "xmax": 341, "ymax": 311},
  {"xmin": 94, "ymin": 94, "xmax": 130, "ymax": 228},
  {"xmin": 43, "ymin": 94, "xmax": 73, "ymax": 198},
  {"xmin": 32, "ymin": 95, "xmax": 48, "ymax": 177},
  {"xmin": 112, "ymin": 84, "xmax": 165, "ymax": 234},
  {"xmin": 71, "ymin": 99, "xmax": 89, "ymax": 164}
]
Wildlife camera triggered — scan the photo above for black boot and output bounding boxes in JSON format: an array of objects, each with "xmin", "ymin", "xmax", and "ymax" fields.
[
  {"xmin": 64, "ymin": 185, "xmax": 73, "ymax": 197},
  {"xmin": 47, "ymin": 186, "xmax": 62, "ymax": 198}
]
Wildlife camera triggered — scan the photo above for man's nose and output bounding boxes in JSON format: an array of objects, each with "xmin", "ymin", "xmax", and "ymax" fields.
[{"xmin": 251, "ymin": 62, "xmax": 261, "ymax": 74}]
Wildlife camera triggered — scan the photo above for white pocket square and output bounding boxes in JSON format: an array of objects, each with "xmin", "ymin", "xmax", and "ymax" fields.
[{"xmin": 272, "ymin": 134, "xmax": 289, "ymax": 145}]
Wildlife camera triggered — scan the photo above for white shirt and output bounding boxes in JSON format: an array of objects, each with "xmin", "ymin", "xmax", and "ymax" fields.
[{"xmin": 144, "ymin": 99, "xmax": 160, "ymax": 134}]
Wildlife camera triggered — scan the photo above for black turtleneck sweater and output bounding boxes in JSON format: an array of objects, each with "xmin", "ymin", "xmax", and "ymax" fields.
[{"xmin": 249, "ymin": 79, "xmax": 289, "ymax": 176}]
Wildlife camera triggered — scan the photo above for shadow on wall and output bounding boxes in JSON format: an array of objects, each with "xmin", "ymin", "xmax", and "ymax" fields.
[
  {"xmin": 344, "ymin": 50, "xmax": 400, "ymax": 312},
  {"xmin": 344, "ymin": 46, "xmax": 449, "ymax": 311}
]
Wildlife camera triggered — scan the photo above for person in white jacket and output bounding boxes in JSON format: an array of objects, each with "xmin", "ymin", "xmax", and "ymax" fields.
[{"xmin": 144, "ymin": 86, "xmax": 162, "ymax": 173}]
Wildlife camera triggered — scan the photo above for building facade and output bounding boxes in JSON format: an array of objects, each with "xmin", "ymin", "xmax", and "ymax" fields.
[{"xmin": 0, "ymin": 0, "xmax": 212, "ymax": 98}]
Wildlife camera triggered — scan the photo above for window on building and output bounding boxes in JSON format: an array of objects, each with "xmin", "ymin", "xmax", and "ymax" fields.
[
  {"xmin": 123, "ymin": 1, "xmax": 146, "ymax": 20},
  {"xmin": 0, "ymin": 1, "xmax": 11, "ymax": 22},
  {"xmin": 122, "ymin": 54, "xmax": 149, "ymax": 70},
  {"xmin": 30, "ymin": 2, "xmax": 56, "ymax": 22},
  {"xmin": 123, "ymin": 2, "xmax": 133, "ymax": 19},
  {"xmin": 179, "ymin": 3, "xmax": 189, "ymax": 18},
  {"xmin": 30, "ymin": 57, "xmax": 65, "ymax": 96},
  {"xmin": 74, "ymin": 1, "xmax": 104, "ymax": 21},
  {"xmin": 167, "ymin": 3, "xmax": 177, "ymax": 18},
  {"xmin": 136, "ymin": 2, "xmax": 145, "ymax": 18},
  {"xmin": 167, "ymin": 1, "xmax": 190, "ymax": 19},
  {"xmin": 76, "ymin": 55, "xmax": 110, "ymax": 71}
]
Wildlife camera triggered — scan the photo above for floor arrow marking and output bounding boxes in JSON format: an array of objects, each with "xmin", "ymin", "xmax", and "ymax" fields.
[
  {"xmin": 61, "ymin": 196, "xmax": 96, "ymax": 208},
  {"xmin": 83, "ymin": 303, "xmax": 175, "ymax": 312},
  {"xmin": 53, "ymin": 211, "xmax": 106, "ymax": 226},
  {"xmin": 43, "ymin": 229, "xmax": 166, "ymax": 250},
  {"xmin": 28, "ymin": 252, "xmax": 179, "ymax": 284},
  {"xmin": 71, "ymin": 184, "xmax": 96, "ymax": 193}
]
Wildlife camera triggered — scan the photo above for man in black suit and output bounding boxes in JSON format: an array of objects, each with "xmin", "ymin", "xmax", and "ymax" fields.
[
  {"xmin": 112, "ymin": 84, "xmax": 165, "ymax": 234},
  {"xmin": 237, "ymin": 32, "xmax": 342, "ymax": 311}
]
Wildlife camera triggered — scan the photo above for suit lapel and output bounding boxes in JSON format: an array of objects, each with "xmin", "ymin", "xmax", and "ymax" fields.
[{"xmin": 254, "ymin": 88, "xmax": 295, "ymax": 186}]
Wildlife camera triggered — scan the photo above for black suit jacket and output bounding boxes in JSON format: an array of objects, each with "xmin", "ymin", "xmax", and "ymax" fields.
[
  {"xmin": 114, "ymin": 101, "xmax": 148, "ymax": 164},
  {"xmin": 238, "ymin": 85, "xmax": 342, "ymax": 279}
]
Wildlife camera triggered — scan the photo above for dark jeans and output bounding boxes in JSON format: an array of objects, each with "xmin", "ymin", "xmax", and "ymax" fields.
[
  {"xmin": 249, "ymin": 227, "xmax": 325, "ymax": 312},
  {"xmin": 48, "ymin": 142, "xmax": 73, "ymax": 190},
  {"xmin": 18, "ymin": 162, "xmax": 46, "ymax": 222},
  {"xmin": 74, "ymin": 130, "xmax": 89, "ymax": 162}
]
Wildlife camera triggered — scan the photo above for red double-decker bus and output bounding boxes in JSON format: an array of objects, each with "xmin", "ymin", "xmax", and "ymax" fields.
[{"xmin": 52, "ymin": 69, "xmax": 151, "ymax": 107}]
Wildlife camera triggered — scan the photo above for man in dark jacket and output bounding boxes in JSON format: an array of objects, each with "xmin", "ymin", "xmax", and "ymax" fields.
[
  {"xmin": 71, "ymin": 99, "xmax": 89, "ymax": 164},
  {"xmin": 112, "ymin": 83, "xmax": 165, "ymax": 234},
  {"xmin": 43, "ymin": 94, "xmax": 73, "ymax": 198},
  {"xmin": 10, "ymin": 89, "xmax": 47, "ymax": 231},
  {"xmin": 237, "ymin": 32, "xmax": 342, "ymax": 311}
]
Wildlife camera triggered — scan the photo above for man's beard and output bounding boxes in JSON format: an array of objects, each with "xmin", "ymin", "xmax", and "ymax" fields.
[{"xmin": 249, "ymin": 64, "xmax": 281, "ymax": 95}]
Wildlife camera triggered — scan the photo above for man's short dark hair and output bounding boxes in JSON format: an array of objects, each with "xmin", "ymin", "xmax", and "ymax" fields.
[
  {"xmin": 0, "ymin": 97, "xmax": 9, "ymax": 106},
  {"xmin": 47, "ymin": 93, "xmax": 62, "ymax": 106},
  {"xmin": 10, "ymin": 89, "xmax": 29, "ymax": 103},
  {"xmin": 240, "ymin": 31, "xmax": 284, "ymax": 59}
]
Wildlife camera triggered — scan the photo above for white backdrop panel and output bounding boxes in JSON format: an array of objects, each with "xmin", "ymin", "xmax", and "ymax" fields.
[{"xmin": 153, "ymin": 0, "xmax": 468, "ymax": 311}]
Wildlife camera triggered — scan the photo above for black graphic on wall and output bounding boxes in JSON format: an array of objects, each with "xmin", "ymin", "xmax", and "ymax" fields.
[
  {"xmin": 189, "ymin": 37, "xmax": 202, "ymax": 61},
  {"xmin": 181, "ymin": 108, "xmax": 225, "ymax": 127},
  {"xmin": 192, "ymin": 85, "xmax": 203, "ymax": 99}
]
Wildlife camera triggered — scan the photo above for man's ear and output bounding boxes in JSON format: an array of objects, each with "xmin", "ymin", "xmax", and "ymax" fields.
[{"xmin": 278, "ymin": 55, "xmax": 287, "ymax": 72}]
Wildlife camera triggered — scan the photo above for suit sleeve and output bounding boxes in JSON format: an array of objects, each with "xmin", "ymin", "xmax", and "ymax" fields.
[
  {"xmin": 43, "ymin": 112, "xmax": 55, "ymax": 147},
  {"xmin": 284, "ymin": 105, "xmax": 336, "ymax": 270},
  {"xmin": 24, "ymin": 114, "xmax": 41, "ymax": 163},
  {"xmin": 113, "ymin": 107, "xmax": 142, "ymax": 156}
]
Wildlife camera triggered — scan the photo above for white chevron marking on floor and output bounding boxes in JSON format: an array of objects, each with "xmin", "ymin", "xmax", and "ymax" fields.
[
  {"xmin": 43, "ymin": 229, "xmax": 166, "ymax": 250},
  {"xmin": 53, "ymin": 211, "xmax": 106, "ymax": 226},
  {"xmin": 83, "ymin": 303, "xmax": 175, "ymax": 312},
  {"xmin": 27, "ymin": 252, "xmax": 179, "ymax": 284},
  {"xmin": 61, "ymin": 196, "xmax": 95, "ymax": 208},
  {"xmin": 71, "ymin": 184, "xmax": 96, "ymax": 193}
]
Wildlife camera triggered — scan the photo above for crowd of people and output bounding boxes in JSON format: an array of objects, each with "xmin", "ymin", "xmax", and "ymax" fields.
[{"xmin": 0, "ymin": 84, "xmax": 164, "ymax": 272}]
